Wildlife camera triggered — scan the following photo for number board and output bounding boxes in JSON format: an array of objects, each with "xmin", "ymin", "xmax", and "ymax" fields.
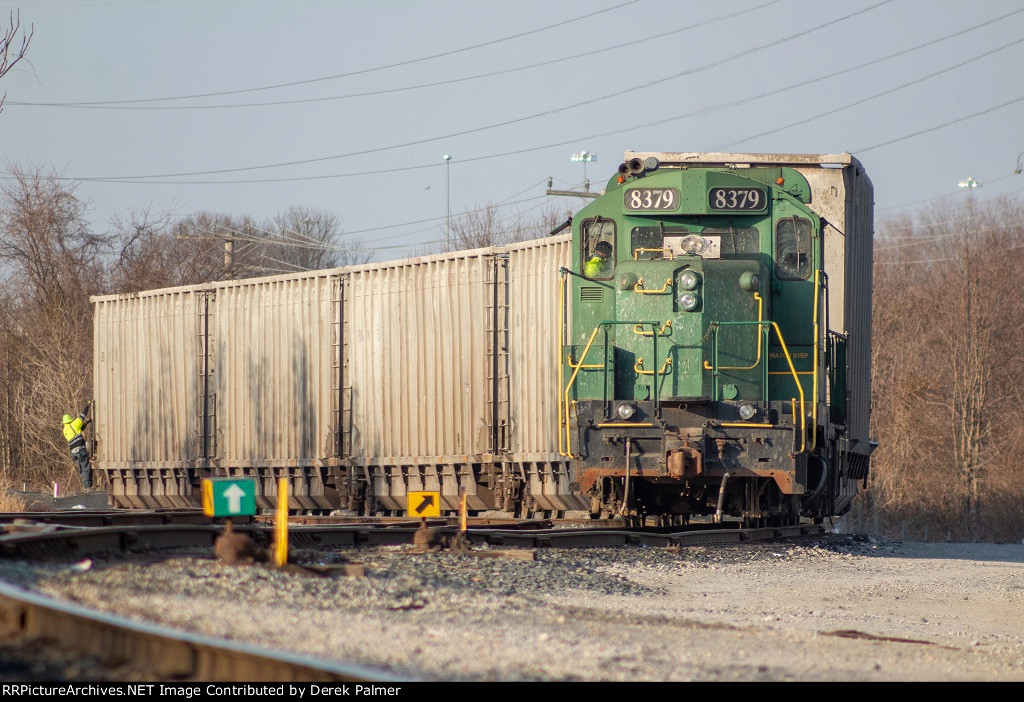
[
  {"xmin": 624, "ymin": 188, "xmax": 679, "ymax": 211},
  {"xmin": 708, "ymin": 187, "xmax": 766, "ymax": 211}
]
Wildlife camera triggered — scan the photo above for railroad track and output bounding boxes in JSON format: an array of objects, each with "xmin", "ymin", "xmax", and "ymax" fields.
[
  {"xmin": 0, "ymin": 579, "xmax": 399, "ymax": 681},
  {"xmin": 0, "ymin": 511, "xmax": 822, "ymax": 680},
  {"xmin": 0, "ymin": 510, "xmax": 824, "ymax": 559}
]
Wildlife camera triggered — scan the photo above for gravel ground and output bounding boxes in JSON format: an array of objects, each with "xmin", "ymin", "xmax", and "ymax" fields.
[{"xmin": 0, "ymin": 535, "xmax": 1021, "ymax": 681}]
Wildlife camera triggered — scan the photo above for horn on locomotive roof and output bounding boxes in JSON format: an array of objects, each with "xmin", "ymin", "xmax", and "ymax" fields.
[
  {"xmin": 617, "ymin": 161, "xmax": 631, "ymax": 176},
  {"xmin": 627, "ymin": 157, "xmax": 646, "ymax": 175}
]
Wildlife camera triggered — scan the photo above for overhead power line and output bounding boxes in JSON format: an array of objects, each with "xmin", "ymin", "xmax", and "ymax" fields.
[
  {"xmin": 876, "ymin": 172, "xmax": 1022, "ymax": 212},
  {"xmin": 8, "ymin": 0, "xmax": 782, "ymax": 110},
  {"xmin": 62, "ymin": 0, "xmax": 893, "ymax": 182},
  {"xmin": 25, "ymin": 0, "xmax": 641, "ymax": 106},
  {"xmin": 857, "ymin": 94, "xmax": 1024, "ymax": 154},
  {"xmin": 727, "ymin": 36, "xmax": 1024, "ymax": 147},
  {"xmin": 30, "ymin": 4, "xmax": 1016, "ymax": 188}
]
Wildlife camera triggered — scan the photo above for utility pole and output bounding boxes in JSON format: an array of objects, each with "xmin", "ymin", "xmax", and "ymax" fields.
[
  {"xmin": 224, "ymin": 237, "xmax": 234, "ymax": 280},
  {"xmin": 546, "ymin": 176, "xmax": 600, "ymax": 199},
  {"xmin": 444, "ymin": 154, "xmax": 452, "ymax": 244}
]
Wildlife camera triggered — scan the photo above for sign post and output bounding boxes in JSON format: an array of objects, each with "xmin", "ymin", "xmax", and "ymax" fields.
[{"xmin": 274, "ymin": 477, "xmax": 288, "ymax": 567}]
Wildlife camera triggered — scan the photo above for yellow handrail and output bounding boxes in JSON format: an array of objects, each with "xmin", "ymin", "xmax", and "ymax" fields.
[
  {"xmin": 563, "ymin": 325, "xmax": 603, "ymax": 456},
  {"xmin": 557, "ymin": 274, "xmax": 566, "ymax": 456},
  {"xmin": 567, "ymin": 353, "xmax": 604, "ymax": 370},
  {"xmin": 703, "ymin": 292, "xmax": 763, "ymax": 371},
  {"xmin": 634, "ymin": 320, "xmax": 672, "ymax": 337},
  {"xmin": 770, "ymin": 323, "xmax": 806, "ymax": 454},
  {"xmin": 633, "ymin": 277, "xmax": 673, "ymax": 294},
  {"xmin": 634, "ymin": 356, "xmax": 672, "ymax": 376},
  {"xmin": 811, "ymin": 269, "xmax": 821, "ymax": 451},
  {"xmin": 633, "ymin": 247, "xmax": 675, "ymax": 260}
]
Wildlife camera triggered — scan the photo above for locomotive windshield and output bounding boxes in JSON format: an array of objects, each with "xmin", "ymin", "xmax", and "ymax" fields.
[
  {"xmin": 775, "ymin": 217, "xmax": 812, "ymax": 279},
  {"xmin": 581, "ymin": 217, "xmax": 616, "ymax": 279}
]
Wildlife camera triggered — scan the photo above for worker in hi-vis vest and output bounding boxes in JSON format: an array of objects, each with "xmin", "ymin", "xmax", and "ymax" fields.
[
  {"xmin": 62, "ymin": 405, "xmax": 92, "ymax": 489},
  {"xmin": 584, "ymin": 240, "xmax": 613, "ymax": 277}
]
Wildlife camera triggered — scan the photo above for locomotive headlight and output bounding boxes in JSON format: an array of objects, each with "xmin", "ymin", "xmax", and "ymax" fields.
[
  {"xmin": 738, "ymin": 403, "xmax": 757, "ymax": 421},
  {"xmin": 617, "ymin": 403, "xmax": 636, "ymax": 420},
  {"xmin": 678, "ymin": 291, "xmax": 700, "ymax": 311},
  {"xmin": 679, "ymin": 270, "xmax": 700, "ymax": 290}
]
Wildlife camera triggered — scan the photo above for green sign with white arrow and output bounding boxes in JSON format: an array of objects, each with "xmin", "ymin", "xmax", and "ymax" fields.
[{"xmin": 202, "ymin": 477, "xmax": 257, "ymax": 517}]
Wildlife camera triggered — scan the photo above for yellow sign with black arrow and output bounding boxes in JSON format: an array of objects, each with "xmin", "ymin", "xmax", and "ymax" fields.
[{"xmin": 407, "ymin": 491, "xmax": 441, "ymax": 518}]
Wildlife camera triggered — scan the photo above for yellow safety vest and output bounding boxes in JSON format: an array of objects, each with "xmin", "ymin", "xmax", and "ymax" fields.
[
  {"xmin": 584, "ymin": 256, "xmax": 608, "ymax": 277},
  {"xmin": 63, "ymin": 417, "xmax": 86, "ymax": 449}
]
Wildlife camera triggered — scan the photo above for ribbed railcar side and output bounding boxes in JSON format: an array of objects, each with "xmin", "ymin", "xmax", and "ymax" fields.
[
  {"xmin": 210, "ymin": 272, "xmax": 341, "ymax": 510},
  {"xmin": 343, "ymin": 248, "xmax": 504, "ymax": 512},
  {"xmin": 92, "ymin": 286, "xmax": 207, "ymax": 508},
  {"xmin": 505, "ymin": 234, "xmax": 587, "ymax": 512},
  {"xmin": 841, "ymin": 159, "xmax": 875, "ymax": 497}
]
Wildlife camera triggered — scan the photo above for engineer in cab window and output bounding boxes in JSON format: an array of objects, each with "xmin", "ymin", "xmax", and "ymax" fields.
[{"xmin": 584, "ymin": 240, "xmax": 613, "ymax": 278}]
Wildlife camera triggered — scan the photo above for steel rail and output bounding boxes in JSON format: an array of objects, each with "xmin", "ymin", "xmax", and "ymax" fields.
[
  {"xmin": 0, "ymin": 580, "xmax": 401, "ymax": 682},
  {"xmin": 0, "ymin": 510, "xmax": 553, "ymax": 530},
  {"xmin": 0, "ymin": 521, "xmax": 824, "ymax": 559},
  {"xmin": 0, "ymin": 509, "xmax": 246, "ymax": 528}
]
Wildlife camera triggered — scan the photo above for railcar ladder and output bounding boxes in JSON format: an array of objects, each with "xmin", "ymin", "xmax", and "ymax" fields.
[
  {"xmin": 483, "ymin": 255, "xmax": 510, "ymax": 453},
  {"xmin": 331, "ymin": 275, "xmax": 351, "ymax": 458},
  {"xmin": 196, "ymin": 292, "xmax": 217, "ymax": 472}
]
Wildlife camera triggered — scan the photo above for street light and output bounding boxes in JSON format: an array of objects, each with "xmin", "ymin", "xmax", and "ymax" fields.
[
  {"xmin": 443, "ymin": 154, "xmax": 452, "ymax": 241},
  {"xmin": 571, "ymin": 150, "xmax": 597, "ymax": 191},
  {"xmin": 958, "ymin": 177, "xmax": 980, "ymax": 189}
]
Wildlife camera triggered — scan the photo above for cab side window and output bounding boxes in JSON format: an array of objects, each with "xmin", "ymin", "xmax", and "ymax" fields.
[
  {"xmin": 775, "ymin": 217, "xmax": 811, "ymax": 280},
  {"xmin": 581, "ymin": 218, "xmax": 616, "ymax": 279}
]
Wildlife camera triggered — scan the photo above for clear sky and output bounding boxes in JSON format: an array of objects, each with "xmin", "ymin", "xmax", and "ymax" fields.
[{"xmin": 2, "ymin": 0, "xmax": 1023, "ymax": 260}]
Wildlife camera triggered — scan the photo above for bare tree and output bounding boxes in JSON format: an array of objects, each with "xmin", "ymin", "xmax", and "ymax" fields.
[
  {"xmin": 264, "ymin": 205, "xmax": 369, "ymax": 270},
  {"xmin": 443, "ymin": 202, "xmax": 575, "ymax": 252},
  {"xmin": 862, "ymin": 195, "xmax": 1024, "ymax": 542},
  {"xmin": 0, "ymin": 11, "xmax": 33, "ymax": 112},
  {"xmin": 0, "ymin": 164, "xmax": 104, "ymax": 488},
  {"xmin": 0, "ymin": 163, "xmax": 103, "ymax": 307},
  {"xmin": 110, "ymin": 207, "xmax": 254, "ymax": 290},
  {"xmin": 170, "ymin": 211, "xmax": 264, "ymax": 281}
]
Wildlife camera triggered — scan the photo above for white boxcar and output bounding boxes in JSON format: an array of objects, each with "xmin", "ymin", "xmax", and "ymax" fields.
[
  {"xmin": 210, "ymin": 272, "xmax": 340, "ymax": 510},
  {"xmin": 91, "ymin": 239, "xmax": 571, "ymax": 511},
  {"xmin": 93, "ymin": 286, "xmax": 205, "ymax": 508},
  {"xmin": 343, "ymin": 247, "xmax": 503, "ymax": 512}
]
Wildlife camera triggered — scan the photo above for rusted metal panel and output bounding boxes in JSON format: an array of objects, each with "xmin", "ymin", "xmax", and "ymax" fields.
[
  {"xmin": 210, "ymin": 273, "xmax": 339, "ymax": 470},
  {"xmin": 92, "ymin": 288, "xmax": 205, "ymax": 471},
  {"xmin": 506, "ymin": 234, "xmax": 571, "ymax": 458},
  {"xmin": 344, "ymin": 247, "xmax": 501, "ymax": 462}
]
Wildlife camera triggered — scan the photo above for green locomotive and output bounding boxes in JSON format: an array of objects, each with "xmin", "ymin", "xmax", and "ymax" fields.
[{"xmin": 559, "ymin": 152, "xmax": 874, "ymax": 524}]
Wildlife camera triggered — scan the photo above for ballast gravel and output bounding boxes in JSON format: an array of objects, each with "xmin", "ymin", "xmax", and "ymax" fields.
[{"xmin": 0, "ymin": 535, "xmax": 1022, "ymax": 681}]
